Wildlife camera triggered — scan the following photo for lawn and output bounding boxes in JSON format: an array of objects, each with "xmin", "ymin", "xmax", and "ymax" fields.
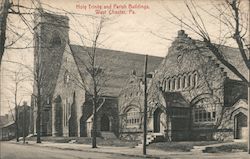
[
  {"xmin": 148, "ymin": 141, "xmax": 226, "ymax": 152},
  {"xmin": 26, "ymin": 136, "xmax": 138, "ymax": 147},
  {"xmin": 204, "ymin": 142, "xmax": 247, "ymax": 153}
]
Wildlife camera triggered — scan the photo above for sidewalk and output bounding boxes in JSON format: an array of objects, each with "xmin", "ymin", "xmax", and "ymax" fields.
[{"xmin": 12, "ymin": 140, "xmax": 191, "ymax": 158}]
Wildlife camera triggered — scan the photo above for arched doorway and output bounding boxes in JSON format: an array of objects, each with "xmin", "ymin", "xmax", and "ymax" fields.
[
  {"xmin": 234, "ymin": 112, "xmax": 247, "ymax": 139},
  {"xmin": 54, "ymin": 95, "xmax": 63, "ymax": 136},
  {"xmin": 153, "ymin": 108, "xmax": 165, "ymax": 133},
  {"xmin": 69, "ymin": 93, "xmax": 78, "ymax": 137},
  {"xmin": 101, "ymin": 115, "xmax": 110, "ymax": 131}
]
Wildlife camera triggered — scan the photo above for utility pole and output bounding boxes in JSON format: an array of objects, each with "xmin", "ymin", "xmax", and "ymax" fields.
[{"xmin": 143, "ymin": 54, "xmax": 148, "ymax": 155}]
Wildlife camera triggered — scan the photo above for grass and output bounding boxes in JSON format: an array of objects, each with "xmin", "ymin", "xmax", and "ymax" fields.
[
  {"xmin": 26, "ymin": 137, "xmax": 246, "ymax": 153},
  {"xmin": 148, "ymin": 141, "xmax": 226, "ymax": 152},
  {"xmin": 204, "ymin": 142, "xmax": 247, "ymax": 153},
  {"xmin": 26, "ymin": 136, "xmax": 138, "ymax": 147}
]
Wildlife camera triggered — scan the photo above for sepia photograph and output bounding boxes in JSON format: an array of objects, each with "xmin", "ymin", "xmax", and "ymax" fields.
[{"xmin": 0, "ymin": 0, "xmax": 249, "ymax": 158}]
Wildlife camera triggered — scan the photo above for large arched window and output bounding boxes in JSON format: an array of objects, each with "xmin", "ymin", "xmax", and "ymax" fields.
[
  {"xmin": 193, "ymin": 98, "xmax": 217, "ymax": 123},
  {"xmin": 125, "ymin": 107, "xmax": 141, "ymax": 128}
]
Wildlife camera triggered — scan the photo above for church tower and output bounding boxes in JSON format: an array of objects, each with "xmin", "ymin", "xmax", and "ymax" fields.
[{"xmin": 32, "ymin": 10, "xmax": 69, "ymax": 136}]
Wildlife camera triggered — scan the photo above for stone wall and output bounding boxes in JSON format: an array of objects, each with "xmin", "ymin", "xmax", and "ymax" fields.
[
  {"xmin": 52, "ymin": 43, "xmax": 85, "ymax": 137},
  {"xmin": 33, "ymin": 11, "xmax": 70, "ymax": 136}
]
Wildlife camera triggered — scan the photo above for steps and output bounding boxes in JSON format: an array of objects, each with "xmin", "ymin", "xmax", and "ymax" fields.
[
  {"xmin": 234, "ymin": 139, "xmax": 247, "ymax": 143},
  {"xmin": 137, "ymin": 133, "xmax": 164, "ymax": 147},
  {"xmin": 100, "ymin": 131, "xmax": 117, "ymax": 139}
]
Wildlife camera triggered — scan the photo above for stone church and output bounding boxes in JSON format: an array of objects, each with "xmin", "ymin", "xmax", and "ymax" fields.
[{"xmin": 31, "ymin": 11, "xmax": 248, "ymax": 142}]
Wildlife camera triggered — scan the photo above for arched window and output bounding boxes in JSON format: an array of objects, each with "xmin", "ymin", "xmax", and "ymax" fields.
[
  {"xmin": 193, "ymin": 73, "xmax": 198, "ymax": 87},
  {"xmin": 182, "ymin": 76, "xmax": 186, "ymax": 88},
  {"xmin": 50, "ymin": 31, "xmax": 62, "ymax": 47},
  {"xmin": 177, "ymin": 77, "xmax": 181, "ymax": 89},
  {"xmin": 168, "ymin": 80, "xmax": 171, "ymax": 90},
  {"xmin": 64, "ymin": 70, "xmax": 70, "ymax": 84},
  {"xmin": 172, "ymin": 79, "xmax": 176, "ymax": 90},
  {"xmin": 187, "ymin": 75, "xmax": 191, "ymax": 87},
  {"xmin": 164, "ymin": 80, "xmax": 167, "ymax": 91}
]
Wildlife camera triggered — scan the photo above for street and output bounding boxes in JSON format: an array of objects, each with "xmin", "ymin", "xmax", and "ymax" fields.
[
  {"xmin": 1, "ymin": 141, "xmax": 250, "ymax": 159},
  {"xmin": 0, "ymin": 142, "xmax": 147, "ymax": 159}
]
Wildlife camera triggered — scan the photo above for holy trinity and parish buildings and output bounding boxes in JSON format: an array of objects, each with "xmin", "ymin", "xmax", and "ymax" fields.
[{"xmin": 31, "ymin": 11, "xmax": 248, "ymax": 142}]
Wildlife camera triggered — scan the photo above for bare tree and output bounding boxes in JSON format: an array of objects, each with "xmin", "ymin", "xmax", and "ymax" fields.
[
  {"xmin": 162, "ymin": 0, "xmax": 249, "ymax": 152},
  {"xmin": 162, "ymin": 0, "xmax": 248, "ymax": 82},
  {"xmin": 0, "ymin": 0, "xmax": 10, "ymax": 65},
  {"xmin": 63, "ymin": 15, "xmax": 112, "ymax": 148},
  {"xmin": 2, "ymin": 0, "xmax": 107, "ymax": 144},
  {"xmin": 5, "ymin": 66, "xmax": 30, "ymax": 142}
]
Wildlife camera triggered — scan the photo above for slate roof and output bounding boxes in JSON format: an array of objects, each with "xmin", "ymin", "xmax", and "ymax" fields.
[
  {"xmin": 196, "ymin": 41, "xmax": 248, "ymax": 81},
  {"xmin": 70, "ymin": 45, "xmax": 163, "ymax": 97},
  {"xmin": 156, "ymin": 30, "xmax": 247, "ymax": 81}
]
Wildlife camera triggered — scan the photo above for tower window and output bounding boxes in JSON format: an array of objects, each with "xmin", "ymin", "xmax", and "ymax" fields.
[
  {"xmin": 50, "ymin": 31, "xmax": 62, "ymax": 47},
  {"xmin": 64, "ymin": 71, "xmax": 70, "ymax": 84}
]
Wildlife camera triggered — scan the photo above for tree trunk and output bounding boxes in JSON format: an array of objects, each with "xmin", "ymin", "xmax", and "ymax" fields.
[
  {"xmin": 23, "ymin": 106, "xmax": 26, "ymax": 144},
  {"xmin": 36, "ymin": 94, "xmax": 41, "ymax": 143},
  {"xmin": 248, "ymin": 75, "xmax": 250, "ymax": 154},
  {"xmin": 15, "ymin": 106, "xmax": 19, "ymax": 142},
  {"xmin": 0, "ymin": 0, "xmax": 9, "ymax": 65},
  {"xmin": 92, "ymin": 98, "xmax": 97, "ymax": 148}
]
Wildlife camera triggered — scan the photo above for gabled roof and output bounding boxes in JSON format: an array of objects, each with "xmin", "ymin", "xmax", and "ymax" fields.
[
  {"xmin": 70, "ymin": 45, "xmax": 163, "ymax": 97},
  {"xmin": 156, "ymin": 30, "xmax": 247, "ymax": 81}
]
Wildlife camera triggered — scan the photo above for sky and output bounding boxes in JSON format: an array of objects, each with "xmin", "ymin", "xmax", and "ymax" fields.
[{"xmin": 0, "ymin": 0, "xmax": 249, "ymax": 115}]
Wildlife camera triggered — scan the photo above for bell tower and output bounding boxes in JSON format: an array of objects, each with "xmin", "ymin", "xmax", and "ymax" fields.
[{"xmin": 33, "ymin": 10, "xmax": 69, "ymax": 136}]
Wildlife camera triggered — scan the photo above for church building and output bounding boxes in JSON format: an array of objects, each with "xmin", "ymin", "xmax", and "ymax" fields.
[{"xmin": 31, "ymin": 11, "xmax": 248, "ymax": 142}]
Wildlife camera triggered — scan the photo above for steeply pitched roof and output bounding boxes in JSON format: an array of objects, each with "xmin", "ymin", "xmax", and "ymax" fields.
[
  {"xmin": 155, "ymin": 30, "xmax": 247, "ymax": 81},
  {"xmin": 69, "ymin": 45, "xmax": 163, "ymax": 97}
]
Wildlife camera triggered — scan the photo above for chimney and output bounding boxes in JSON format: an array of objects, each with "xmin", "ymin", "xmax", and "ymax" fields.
[{"xmin": 177, "ymin": 30, "xmax": 188, "ymax": 38}]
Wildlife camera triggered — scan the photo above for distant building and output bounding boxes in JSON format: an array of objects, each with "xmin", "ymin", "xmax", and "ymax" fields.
[
  {"xmin": 0, "ymin": 115, "xmax": 9, "ymax": 126},
  {"xmin": 0, "ymin": 102, "xmax": 32, "ymax": 140},
  {"xmin": 31, "ymin": 11, "xmax": 248, "ymax": 142}
]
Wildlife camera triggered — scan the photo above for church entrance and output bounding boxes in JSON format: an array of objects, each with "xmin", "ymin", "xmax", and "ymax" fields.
[
  {"xmin": 153, "ymin": 108, "xmax": 165, "ymax": 133},
  {"xmin": 234, "ymin": 112, "xmax": 247, "ymax": 140},
  {"xmin": 54, "ymin": 96, "xmax": 63, "ymax": 136},
  {"xmin": 100, "ymin": 115, "xmax": 110, "ymax": 131},
  {"xmin": 69, "ymin": 100, "xmax": 78, "ymax": 137}
]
